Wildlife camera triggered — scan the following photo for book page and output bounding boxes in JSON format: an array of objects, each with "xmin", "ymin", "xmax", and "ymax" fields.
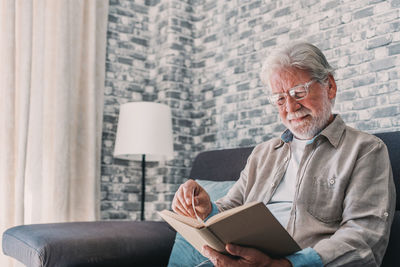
[
  {"xmin": 206, "ymin": 201, "xmax": 259, "ymax": 225},
  {"xmin": 158, "ymin": 211, "xmax": 225, "ymax": 253},
  {"xmin": 159, "ymin": 210, "xmax": 205, "ymax": 228}
]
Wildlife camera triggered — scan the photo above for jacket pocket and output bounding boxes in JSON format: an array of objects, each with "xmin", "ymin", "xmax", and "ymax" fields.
[{"xmin": 306, "ymin": 175, "xmax": 346, "ymax": 223}]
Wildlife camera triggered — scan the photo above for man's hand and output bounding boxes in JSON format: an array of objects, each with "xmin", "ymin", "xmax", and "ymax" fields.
[
  {"xmin": 202, "ymin": 244, "xmax": 293, "ymax": 267},
  {"xmin": 171, "ymin": 179, "xmax": 212, "ymax": 220}
]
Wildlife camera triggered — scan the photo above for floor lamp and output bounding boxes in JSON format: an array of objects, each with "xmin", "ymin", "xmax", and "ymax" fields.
[{"xmin": 113, "ymin": 102, "xmax": 174, "ymax": 221}]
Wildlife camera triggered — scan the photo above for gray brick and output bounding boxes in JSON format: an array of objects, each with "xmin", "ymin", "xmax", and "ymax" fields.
[
  {"xmin": 262, "ymin": 38, "xmax": 276, "ymax": 48},
  {"xmin": 203, "ymin": 134, "xmax": 216, "ymax": 142},
  {"xmin": 320, "ymin": 18, "xmax": 341, "ymax": 30},
  {"xmin": 369, "ymin": 82, "xmax": 397, "ymax": 95},
  {"xmin": 355, "ymin": 120, "xmax": 380, "ymax": 131},
  {"xmin": 131, "ymin": 37, "xmax": 148, "ymax": 46},
  {"xmin": 391, "ymin": 0, "xmax": 400, "ymax": 7},
  {"xmin": 116, "ymin": 7, "xmax": 135, "ymax": 17},
  {"xmin": 300, "ymin": 0, "xmax": 319, "ymax": 7},
  {"xmin": 101, "ymin": 202, "xmax": 114, "ymax": 211},
  {"xmin": 109, "ymin": 211, "xmax": 128, "ymax": 219},
  {"xmin": 234, "ymin": 66, "xmax": 245, "ymax": 74},
  {"xmin": 192, "ymin": 61, "xmax": 205, "ymax": 68},
  {"xmin": 367, "ymin": 36, "xmax": 392, "ymax": 49},
  {"xmin": 204, "ymin": 34, "xmax": 217, "ymax": 43},
  {"xmin": 372, "ymin": 106, "xmax": 399, "ymax": 118},
  {"xmin": 237, "ymin": 82, "xmax": 250, "ymax": 91},
  {"xmin": 262, "ymin": 22, "xmax": 275, "ymax": 31},
  {"xmin": 117, "ymin": 57, "xmax": 133, "ymax": 65},
  {"xmin": 240, "ymin": 30, "xmax": 253, "ymax": 40},
  {"xmin": 203, "ymin": 1, "xmax": 217, "ymax": 12},
  {"xmin": 108, "ymin": 14, "xmax": 119, "ymax": 23},
  {"xmin": 226, "ymin": 10, "xmax": 238, "ymax": 21},
  {"xmin": 249, "ymin": 127, "xmax": 264, "ymax": 136},
  {"xmin": 180, "ymin": 21, "xmax": 192, "ymax": 30},
  {"xmin": 122, "ymin": 185, "xmax": 140, "ymax": 193},
  {"xmin": 123, "ymin": 202, "xmax": 140, "ymax": 211},
  {"xmin": 322, "ymin": 1, "xmax": 339, "ymax": 11},
  {"xmin": 127, "ymin": 3, "xmax": 148, "ymax": 14},
  {"xmin": 388, "ymin": 43, "xmax": 400, "ymax": 55},
  {"xmin": 353, "ymin": 7, "xmax": 374, "ymax": 20},
  {"xmin": 249, "ymin": 1, "xmax": 262, "ymax": 10},
  {"xmin": 341, "ymin": 112, "xmax": 359, "ymax": 122},
  {"xmin": 239, "ymin": 138, "xmax": 256, "ymax": 147},
  {"xmin": 353, "ymin": 98, "xmax": 377, "ymax": 110},
  {"xmin": 352, "ymin": 76, "xmax": 375, "ymax": 87},
  {"xmin": 369, "ymin": 58, "xmax": 396, "ymax": 72},
  {"xmin": 249, "ymin": 109, "xmax": 263, "ymax": 118},
  {"xmin": 274, "ymin": 26, "xmax": 290, "ymax": 35},
  {"xmin": 145, "ymin": 0, "xmax": 160, "ymax": 6},
  {"xmin": 337, "ymin": 90, "xmax": 358, "ymax": 101},
  {"xmin": 131, "ymin": 52, "xmax": 146, "ymax": 61},
  {"xmin": 274, "ymin": 7, "xmax": 290, "ymax": 17},
  {"xmin": 390, "ymin": 21, "xmax": 400, "ymax": 32}
]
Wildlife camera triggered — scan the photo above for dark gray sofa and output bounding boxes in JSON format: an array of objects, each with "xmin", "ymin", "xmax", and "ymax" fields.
[{"xmin": 2, "ymin": 132, "xmax": 399, "ymax": 267}]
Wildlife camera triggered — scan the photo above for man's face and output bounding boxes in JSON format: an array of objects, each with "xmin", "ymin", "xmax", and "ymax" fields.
[{"xmin": 269, "ymin": 67, "xmax": 337, "ymax": 139}]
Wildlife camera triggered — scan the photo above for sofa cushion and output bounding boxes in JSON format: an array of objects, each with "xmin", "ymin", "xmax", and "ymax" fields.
[
  {"xmin": 197, "ymin": 180, "xmax": 236, "ymax": 202},
  {"xmin": 2, "ymin": 221, "xmax": 176, "ymax": 267}
]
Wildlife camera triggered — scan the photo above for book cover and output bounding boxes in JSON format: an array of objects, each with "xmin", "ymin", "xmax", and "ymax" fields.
[{"xmin": 159, "ymin": 201, "xmax": 301, "ymax": 258}]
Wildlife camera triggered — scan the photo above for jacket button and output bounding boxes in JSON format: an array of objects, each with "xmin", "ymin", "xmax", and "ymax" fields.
[
  {"xmin": 329, "ymin": 179, "xmax": 335, "ymax": 185},
  {"xmin": 271, "ymin": 182, "xmax": 275, "ymax": 187}
]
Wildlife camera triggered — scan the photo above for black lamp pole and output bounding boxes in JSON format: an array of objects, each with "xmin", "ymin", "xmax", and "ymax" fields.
[{"xmin": 141, "ymin": 154, "xmax": 146, "ymax": 221}]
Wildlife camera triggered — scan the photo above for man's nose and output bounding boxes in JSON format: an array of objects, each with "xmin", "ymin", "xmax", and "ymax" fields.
[{"xmin": 285, "ymin": 96, "xmax": 300, "ymax": 113}]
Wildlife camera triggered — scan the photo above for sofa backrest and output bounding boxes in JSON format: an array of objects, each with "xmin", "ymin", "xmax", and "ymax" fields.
[
  {"xmin": 190, "ymin": 146, "xmax": 254, "ymax": 182},
  {"xmin": 375, "ymin": 132, "xmax": 400, "ymax": 210},
  {"xmin": 374, "ymin": 132, "xmax": 400, "ymax": 267},
  {"xmin": 190, "ymin": 131, "xmax": 399, "ymax": 266}
]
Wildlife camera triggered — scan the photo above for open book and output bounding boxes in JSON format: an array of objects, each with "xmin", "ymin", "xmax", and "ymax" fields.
[{"xmin": 158, "ymin": 201, "xmax": 301, "ymax": 258}]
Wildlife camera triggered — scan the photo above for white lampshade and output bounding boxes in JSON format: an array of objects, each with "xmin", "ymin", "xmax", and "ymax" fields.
[{"xmin": 114, "ymin": 102, "xmax": 174, "ymax": 161}]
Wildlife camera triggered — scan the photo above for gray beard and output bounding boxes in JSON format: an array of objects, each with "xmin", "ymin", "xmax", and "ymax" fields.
[{"xmin": 286, "ymin": 98, "xmax": 332, "ymax": 140}]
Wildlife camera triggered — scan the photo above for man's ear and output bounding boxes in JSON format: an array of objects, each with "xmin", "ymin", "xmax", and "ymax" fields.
[{"xmin": 327, "ymin": 74, "xmax": 337, "ymax": 100}]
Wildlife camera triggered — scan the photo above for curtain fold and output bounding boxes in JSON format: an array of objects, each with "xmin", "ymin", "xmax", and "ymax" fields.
[{"xmin": 0, "ymin": 0, "xmax": 109, "ymax": 266}]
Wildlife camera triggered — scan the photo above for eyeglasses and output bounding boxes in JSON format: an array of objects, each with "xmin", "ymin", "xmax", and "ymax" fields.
[{"xmin": 267, "ymin": 80, "xmax": 315, "ymax": 107}]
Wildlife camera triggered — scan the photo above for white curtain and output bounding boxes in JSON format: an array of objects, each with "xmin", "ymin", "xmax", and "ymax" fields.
[{"xmin": 0, "ymin": 0, "xmax": 109, "ymax": 266}]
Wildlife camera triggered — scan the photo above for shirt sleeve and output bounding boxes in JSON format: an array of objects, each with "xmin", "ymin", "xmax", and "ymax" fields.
[
  {"xmin": 286, "ymin": 247, "xmax": 323, "ymax": 267},
  {"xmin": 215, "ymin": 151, "xmax": 255, "ymax": 211}
]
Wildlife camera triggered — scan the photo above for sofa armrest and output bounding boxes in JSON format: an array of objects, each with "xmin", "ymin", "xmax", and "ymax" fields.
[{"xmin": 2, "ymin": 221, "xmax": 176, "ymax": 267}]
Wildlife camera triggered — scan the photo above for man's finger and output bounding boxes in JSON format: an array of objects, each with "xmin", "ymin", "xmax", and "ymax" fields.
[
  {"xmin": 202, "ymin": 245, "xmax": 236, "ymax": 267},
  {"xmin": 194, "ymin": 196, "xmax": 211, "ymax": 218},
  {"xmin": 177, "ymin": 185, "xmax": 195, "ymax": 216},
  {"xmin": 173, "ymin": 198, "xmax": 192, "ymax": 217},
  {"xmin": 226, "ymin": 244, "xmax": 271, "ymax": 262},
  {"xmin": 173, "ymin": 188, "xmax": 194, "ymax": 217},
  {"xmin": 182, "ymin": 180, "xmax": 195, "ymax": 205}
]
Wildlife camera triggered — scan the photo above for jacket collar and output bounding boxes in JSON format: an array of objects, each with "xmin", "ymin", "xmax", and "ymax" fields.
[{"xmin": 275, "ymin": 114, "xmax": 345, "ymax": 149}]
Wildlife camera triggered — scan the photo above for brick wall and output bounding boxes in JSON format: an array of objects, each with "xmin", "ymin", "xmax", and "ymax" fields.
[{"xmin": 101, "ymin": 0, "xmax": 400, "ymax": 220}]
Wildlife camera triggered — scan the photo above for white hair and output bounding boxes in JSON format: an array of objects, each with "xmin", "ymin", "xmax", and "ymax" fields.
[{"xmin": 260, "ymin": 42, "xmax": 335, "ymax": 88}]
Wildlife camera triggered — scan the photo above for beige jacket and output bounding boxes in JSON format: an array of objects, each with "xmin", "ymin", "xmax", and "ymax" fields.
[{"xmin": 215, "ymin": 115, "xmax": 396, "ymax": 266}]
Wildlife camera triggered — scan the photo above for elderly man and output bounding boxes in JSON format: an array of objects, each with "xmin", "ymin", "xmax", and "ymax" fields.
[{"xmin": 171, "ymin": 42, "xmax": 396, "ymax": 266}]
